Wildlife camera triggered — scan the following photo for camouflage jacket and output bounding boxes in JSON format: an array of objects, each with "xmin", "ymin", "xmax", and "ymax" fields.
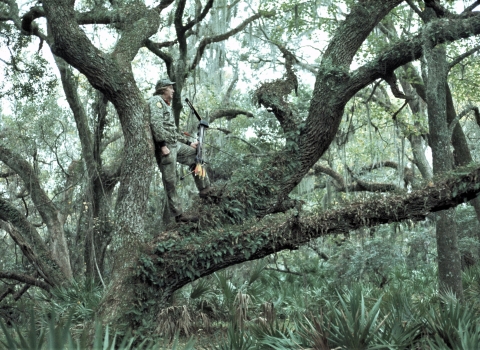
[{"xmin": 148, "ymin": 95, "xmax": 188, "ymax": 146}]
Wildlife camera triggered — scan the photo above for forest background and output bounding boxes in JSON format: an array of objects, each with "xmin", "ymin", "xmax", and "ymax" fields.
[{"xmin": 2, "ymin": 0, "xmax": 480, "ymax": 348}]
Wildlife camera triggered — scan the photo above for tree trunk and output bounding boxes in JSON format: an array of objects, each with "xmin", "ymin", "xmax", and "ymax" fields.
[
  {"xmin": 423, "ymin": 14, "xmax": 463, "ymax": 298},
  {"xmin": 446, "ymin": 85, "xmax": 480, "ymax": 249}
]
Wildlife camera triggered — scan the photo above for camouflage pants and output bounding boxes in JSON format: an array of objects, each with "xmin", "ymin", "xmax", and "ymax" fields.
[{"xmin": 155, "ymin": 142, "xmax": 210, "ymax": 217}]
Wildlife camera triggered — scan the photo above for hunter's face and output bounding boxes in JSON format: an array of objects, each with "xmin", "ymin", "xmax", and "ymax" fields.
[{"xmin": 164, "ymin": 85, "xmax": 174, "ymax": 101}]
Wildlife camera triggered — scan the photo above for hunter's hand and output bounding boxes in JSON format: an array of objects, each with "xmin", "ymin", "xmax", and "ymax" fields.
[
  {"xmin": 161, "ymin": 146, "xmax": 170, "ymax": 156},
  {"xmin": 190, "ymin": 141, "xmax": 199, "ymax": 149}
]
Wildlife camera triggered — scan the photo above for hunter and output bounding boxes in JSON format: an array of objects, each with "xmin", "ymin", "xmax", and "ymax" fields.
[{"xmin": 149, "ymin": 78, "xmax": 212, "ymax": 223}]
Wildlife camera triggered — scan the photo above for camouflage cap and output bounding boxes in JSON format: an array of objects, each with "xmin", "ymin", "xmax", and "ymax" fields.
[{"xmin": 155, "ymin": 78, "xmax": 175, "ymax": 91}]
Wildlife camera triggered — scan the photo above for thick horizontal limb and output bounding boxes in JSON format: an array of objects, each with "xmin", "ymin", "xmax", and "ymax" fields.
[
  {"xmin": 144, "ymin": 164, "xmax": 480, "ymax": 298},
  {"xmin": 0, "ymin": 271, "xmax": 50, "ymax": 291}
]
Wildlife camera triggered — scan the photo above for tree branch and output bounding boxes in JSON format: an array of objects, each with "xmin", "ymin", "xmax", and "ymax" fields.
[
  {"xmin": 384, "ymin": 72, "xmax": 410, "ymax": 99},
  {"xmin": 100, "ymin": 132, "xmax": 123, "ymax": 154},
  {"xmin": 0, "ymin": 170, "xmax": 15, "ymax": 178},
  {"xmin": 0, "ymin": 215, "xmax": 61, "ymax": 288},
  {"xmin": 264, "ymin": 267, "xmax": 302, "ymax": 276},
  {"xmin": 0, "ymin": 144, "xmax": 72, "ymax": 280},
  {"xmin": 0, "ymin": 271, "xmax": 50, "ymax": 291},
  {"xmin": 348, "ymin": 12, "xmax": 480, "ymax": 99},
  {"xmin": 222, "ymin": 69, "xmax": 239, "ymax": 106},
  {"xmin": 463, "ymin": 0, "xmax": 480, "ymax": 13},
  {"xmin": 225, "ymin": 135, "xmax": 263, "ymax": 154},
  {"xmin": 361, "ymin": 161, "xmax": 414, "ymax": 184},
  {"xmin": 209, "ymin": 109, "xmax": 254, "ymax": 123},
  {"xmin": 155, "ymin": 0, "xmax": 175, "ymax": 12},
  {"xmin": 13, "ymin": 284, "xmax": 30, "ymax": 301},
  {"xmin": 189, "ymin": 11, "xmax": 274, "ymax": 71},
  {"xmin": 0, "ymin": 287, "xmax": 13, "ymax": 302},
  {"xmin": 405, "ymin": 0, "xmax": 426, "ymax": 21},
  {"xmin": 449, "ymin": 105, "xmax": 479, "ymax": 135},
  {"xmin": 424, "ymin": 0, "xmax": 449, "ymax": 18},
  {"xmin": 145, "ymin": 39, "xmax": 174, "ymax": 74},
  {"xmin": 313, "ymin": 163, "xmax": 401, "ymax": 193},
  {"xmin": 55, "ymin": 56, "xmax": 97, "ymax": 182},
  {"xmin": 145, "ymin": 164, "xmax": 480, "ymax": 300},
  {"xmin": 183, "ymin": 0, "xmax": 214, "ymax": 33},
  {"xmin": 311, "ymin": 164, "xmax": 345, "ymax": 189},
  {"xmin": 448, "ymin": 44, "xmax": 480, "ymax": 71}
]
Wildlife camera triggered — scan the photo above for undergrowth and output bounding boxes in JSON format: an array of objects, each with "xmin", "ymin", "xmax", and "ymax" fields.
[{"xmin": 3, "ymin": 219, "xmax": 480, "ymax": 349}]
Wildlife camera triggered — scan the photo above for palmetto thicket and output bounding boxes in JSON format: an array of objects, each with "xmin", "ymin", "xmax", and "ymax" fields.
[{"xmin": 3, "ymin": 216, "xmax": 480, "ymax": 347}]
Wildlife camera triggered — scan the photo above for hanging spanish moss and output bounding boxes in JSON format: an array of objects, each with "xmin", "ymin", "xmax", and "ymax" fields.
[{"xmin": 296, "ymin": 175, "xmax": 315, "ymax": 197}]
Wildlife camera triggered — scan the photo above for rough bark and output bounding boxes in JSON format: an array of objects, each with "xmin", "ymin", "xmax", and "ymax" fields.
[
  {"xmin": 40, "ymin": 0, "xmax": 162, "ymax": 323},
  {"xmin": 267, "ymin": 0, "xmax": 480, "ymax": 210},
  {"xmin": 312, "ymin": 163, "xmax": 403, "ymax": 193},
  {"xmin": 55, "ymin": 57, "xmax": 118, "ymax": 282},
  {"xmin": 423, "ymin": 8, "xmax": 462, "ymax": 298},
  {"xmin": 0, "ymin": 205, "xmax": 65, "ymax": 287},
  {"xmin": 209, "ymin": 109, "xmax": 255, "ymax": 123},
  {"xmin": 399, "ymin": 72, "xmax": 434, "ymax": 180},
  {"xmin": 136, "ymin": 164, "xmax": 480, "ymax": 310},
  {"xmin": 0, "ymin": 145, "xmax": 72, "ymax": 280},
  {"xmin": 0, "ymin": 271, "xmax": 50, "ymax": 291}
]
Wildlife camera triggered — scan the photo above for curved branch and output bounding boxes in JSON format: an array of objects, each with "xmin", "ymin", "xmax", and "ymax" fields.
[
  {"xmin": 0, "ymin": 287, "xmax": 14, "ymax": 302},
  {"xmin": 155, "ymin": 0, "xmax": 175, "ymax": 12},
  {"xmin": 21, "ymin": 6, "xmax": 45, "ymax": 36},
  {"xmin": 0, "ymin": 170, "xmax": 15, "ymax": 178},
  {"xmin": 13, "ymin": 284, "xmax": 30, "ymax": 301},
  {"xmin": 0, "ymin": 209, "xmax": 63, "ymax": 287},
  {"xmin": 424, "ymin": 0, "xmax": 448, "ymax": 18},
  {"xmin": 0, "ymin": 271, "xmax": 50, "ymax": 291},
  {"xmin": 311, "ymin": 163, "xmax": 402, "ymax": 193},
  {"xmin": 145, "ymin": 39, "xmax": 174, "ymax": 74},
  {"xmin": 464, "ymin": 1, "xmax": 480, "ymax": 13},
  {"xmin": 384, "ymin": 72, "xmax": 410, "ymax": 100},
  {"xmin": 349, "ymin": 13, "xmax": 480, "ymax": 97},
  {"xmin": 100, "ymin": 132, "xmax": 123, "ymax": 154},
  {"xmin": 210, "ymin": 127, "xmax": 232, "ymax": 135},
  {"xmin": 146, "ymin": 164, "xmax": 480, "ymax": 301},
  {"xmin": 189, "ymin": 11, "xmax": 274, "ymax": 71},
  {"xmin": 0, "ymin": 144, "xmax": 72, "ymax": 280},
  {"xmin": 449, "ymin": 105, "xmax": 479, "ymax": 135},
  {"xmin": 448, "ymin": 44, "xmax": 480, "ymax": 70},
  {"xmin": 225, "ymin": 135, "xmax": 263, "ymax": 154},
  {"xmin": 265, "ymin": 39, "xmax": 319, "ymax": 75},
  {"xmin": 361, "ymin": 160, "xmax": 413, "ymax": 175},
  {"xmin": 349, "ymin": 179, "xmax": 399, "ymax": 192},
  {"xmin": 209, "ymin": 109, "xmax": 254, "ymax": 123},
  {"xmin": 0, "ymin": 0, "xmax": 47, "ymax": 41},
  {"xmin": 145, "ymin": 39, "xmax": 178, "ymax": 50},
  {"xmin": 405, "ymin": 0, "xmax": 425, "ymax": 20},
  {"xmin": 311, "ymin": 164, "xmax": 345, "ymax": 189},
  {"xmin": 183, "ymin": 0, "xmax": 214, "ymax": 33},
  {"xmin": 222, "ymin": 69, "xmax": 239, "ymax": 105},
  {"xmin": 55, "ymin": 56, "xmax": 97, "ymax": 181}
]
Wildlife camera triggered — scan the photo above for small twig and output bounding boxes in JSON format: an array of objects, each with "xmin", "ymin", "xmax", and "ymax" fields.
[
  {"xmin": 449, "ymin": 105, "xmax": 479, "ymax": 135},
  {"xmin": 0, "ymin": 287, "xmax": 14, "ymax": 303},
  {"xmin": 448, "ymin": 44, "xmax": 480, "ymax": 71},
  {"xmin": 392, "ymin": 100, "xmax": 409, "ymax": 120},
  {"xmin": 13, "ymin": 284, "xmax": 30, "ymax": 301},
  {"xmin": 363, "ymin": 80, "xmax": 382, "ymax": 104},
  {"xmin": 405, "ymin": 0, "xmax": 426, "ymax": 21},
  {"xmin": 265, "ymin": 267, "xmax": 303, "ymax": 276}
]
